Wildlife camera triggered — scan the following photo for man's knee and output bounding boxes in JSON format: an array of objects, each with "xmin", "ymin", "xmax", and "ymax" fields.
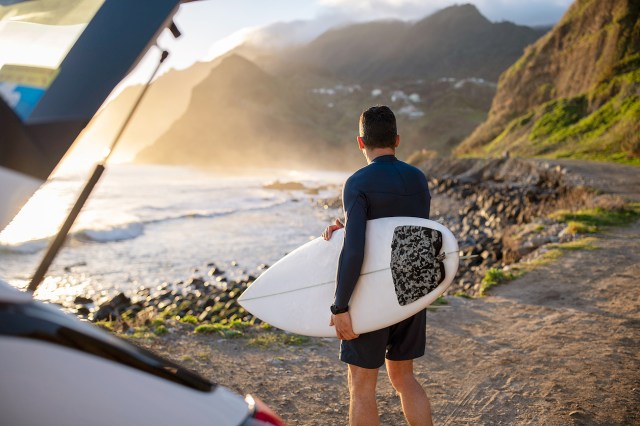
[
  {"xmin": 386, "ymin": 361, "xmax": 418, "ymax": 394},
  {"xmin": 348, "ymin": 364, "xmax": 379, "ymax": 395}
]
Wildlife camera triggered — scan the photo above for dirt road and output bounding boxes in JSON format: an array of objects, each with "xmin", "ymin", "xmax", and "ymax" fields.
[{"xmin": 140, "ymin": 220, "xmax": 639, "ymax": 425}]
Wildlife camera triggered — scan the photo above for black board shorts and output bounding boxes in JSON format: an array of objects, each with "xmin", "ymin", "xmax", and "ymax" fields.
[{"xmin": 340, "ymin": 309, "xmax": 426, "ymax": 369}]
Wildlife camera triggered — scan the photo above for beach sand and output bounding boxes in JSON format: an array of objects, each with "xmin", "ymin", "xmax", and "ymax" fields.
[{"xmin": 136, "ymin": 221, "xmax": 640, "ymax": 425}]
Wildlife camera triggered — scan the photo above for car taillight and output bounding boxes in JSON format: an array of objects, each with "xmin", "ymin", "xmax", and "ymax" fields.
[{"xmin": 242, "ymin": 395, "xmax": 286, "ymax": 426}]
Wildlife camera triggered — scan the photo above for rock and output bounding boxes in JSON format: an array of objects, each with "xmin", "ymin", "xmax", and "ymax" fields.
[
  {"xmin": 263, "ymin": 181, "xmax": 306, "ymax": 191},
  {"xmin": 186, "ymin": 277, "xmax": 206, "ymax": 288},
  {"xmin": 75, "ymin": 306, "xmax": 90, "ymax": 316},
  {"xmin": 93, "ymin": 305, "xmax": 114, "ymax": 321},
  {"xmin": 74, "ymin": 296, "xmax": 93, "ymax": 305},
  {"xmin": 208, "ymin": 267, "xmax": 225, "ymax": 276}
]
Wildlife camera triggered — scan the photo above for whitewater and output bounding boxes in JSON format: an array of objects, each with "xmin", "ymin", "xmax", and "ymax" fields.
[{"xmin": 0, "ymin": 164, "xmax": 346, "ymax": 305}]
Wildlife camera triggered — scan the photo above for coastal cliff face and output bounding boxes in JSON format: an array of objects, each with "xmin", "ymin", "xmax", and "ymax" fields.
[{"xmin": 456, "ymin": 0, "xmax": 640, "ymax": 163}]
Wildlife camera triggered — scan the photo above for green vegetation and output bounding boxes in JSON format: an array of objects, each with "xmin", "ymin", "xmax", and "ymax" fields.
[
  {"xmin": 433, "ymin": 296, "xmax": 448, "ymax": 305},
  {"xmin": 521, "ymin": 237, "xmax": 600, "ymax": 270},
  {"xmin": 479, "ymin": 268, "xmax": 518, "ymax": 296},
  {"xmin": 95, "ymin": 320, "xmax": 115, "ymax": 331},
  {"xmin": 154, "ymin": 325, "xmax": 168, "ymax": 335},
  {"xmin": 128, "ymin": 326, "xmax": 154, "ymax": 339},
  {"xmin": 549, "ymin": 237, "xmax": 599, "ymax": 251},
  {"xmin": 247, "ymin": 332, "xmax": 311, "ymax": 348},
  {"xmin": 565, "ymin": 221, "xmax": 597, "ymax": 235},
  {"xmin": 194, "ymin": 319, "xmax": 251, "ymax": 338},
  {"xmin": 453, "ymin": 291, "xmax": 473, "ymax": 299},
  {"xmin": 149, "ymin": 317, "xmax": 165, "ymax": 327},
  {"xmin": 179, "ymin": 314, "xmax": 198, "ymax": 325},
  {"xmin": 550, "ymin": 206, "xmax": 640, "ymax": 233},
  {"xmin": 427, "ymin": 295, "xmax": 449, "ymax": 310},
  {"xmin": 530, "ymin": 96, "xmax": 588, "ymax": 140},
  {"xmin": 194, "ymin": 323, "xmax": 244, "ymax": 338}
]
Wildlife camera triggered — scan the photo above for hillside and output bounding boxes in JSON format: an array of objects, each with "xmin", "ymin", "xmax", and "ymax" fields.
[
  {"xmin": 135, "ymin": 53, "xmax": 498, "ymax": 168},
  {"xmin": 77, "ymin": 59, "xmax": 221, "ymax": 161},
  {"xmin": 135, "ymin": 55, "xmax": 353, "ymax": 169},
  {"xmin": 455, "ymin": 0, "xmax": 640, "ymax": 164}
]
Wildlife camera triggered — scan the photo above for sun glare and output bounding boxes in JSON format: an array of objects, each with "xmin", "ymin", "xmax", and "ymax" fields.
[{"xmin": 0, "ymin": 182, "xmax": 70, "ymax": 246}]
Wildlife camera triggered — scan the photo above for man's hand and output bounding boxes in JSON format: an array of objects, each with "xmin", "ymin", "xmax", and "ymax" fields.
[
  {"xmin": 330, "ymin": 312, "xmax": 359, "ymax": 340},
  {"xmin": 322, "ymin": 218, "xmax": 344, "ymax": 240}
]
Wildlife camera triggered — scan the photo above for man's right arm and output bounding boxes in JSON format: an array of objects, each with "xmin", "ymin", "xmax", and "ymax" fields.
[{"xmin": 333, "ymin": 180, "xmax": 367, "ymax": 310}]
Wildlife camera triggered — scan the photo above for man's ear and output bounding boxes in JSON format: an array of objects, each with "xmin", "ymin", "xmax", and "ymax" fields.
[
  {"xmin": 394, "ymin": 135, "xmax": 400, "ymax": 148},
  {"xmin": 357, "ymin": 136, "xmax": 366, "ymax": 150}
]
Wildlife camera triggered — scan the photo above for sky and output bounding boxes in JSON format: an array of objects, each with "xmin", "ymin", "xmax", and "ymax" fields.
[{"xmin": 121, "ymin": 0, "xmax": 573, "ymax": 87}]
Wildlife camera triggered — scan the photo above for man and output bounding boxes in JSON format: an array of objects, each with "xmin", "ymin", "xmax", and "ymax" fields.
[{"xmin": 323, "ymin": 106, "xmax": 433, "ymax": 426}]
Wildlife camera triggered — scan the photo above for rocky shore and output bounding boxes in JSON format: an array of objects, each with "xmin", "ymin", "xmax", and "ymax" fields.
[
  {"xmin": 415, "ymin": 157, "xmax": 592, "ymax": 296},
  {"xmin": 317, "ymin": 157, "xmax": 600, "ymax": 297},
  {"xmin": 72, "ymin": 263, "xmax": 263, "ymax": 330},
  {"xmin": 74, "ymin": 157, "xmax": 613, "ymax": 326}
]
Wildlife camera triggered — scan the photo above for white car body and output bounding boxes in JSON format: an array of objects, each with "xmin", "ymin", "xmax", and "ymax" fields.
[{"xmin": 0, "ymin": 279, "xmax": 271, "ymax": 426}]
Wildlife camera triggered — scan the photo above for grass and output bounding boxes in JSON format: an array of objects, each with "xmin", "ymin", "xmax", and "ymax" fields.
[
  {"xmin": 507, "ymin": 237, "xmax": 600, "ymax": 276},
  {"xmin": 479, "ymin": 268, "xmax": 519, "ymax": 296},
  {"xmin": 247, "ymin": 332, "xmax": 311, "ymax": 348},
  {"xmin": 179, "ymin": 314, "xmax": 198, "ymax": 324},
  {"xmin": 154, "ymin": 325, "xmax": 168, "ymax": 335},
  {"xmin": 95, "ymin": 320, "xmax": 115, "ymax": 331},
  {"xmin": 530, "ymin": 96, "xmax": 588, "ymax": 140},
  {"xmin": 550, "ymin": 205, "xmax": 640, "ymax": 233},
  {"xmin": 194, "ymin": 323, "xmax": 244, "ymax": 338},
  {"xmin": 427, "ymin": 295, "xmax": 449, "ymax": 310},
  {"xmin": 549, "ymin": 237, "xmax": 600, "ymax": 251},
  {"xmin": 194, "ymin": 319, "xmax": 251, "ymax": 338}
]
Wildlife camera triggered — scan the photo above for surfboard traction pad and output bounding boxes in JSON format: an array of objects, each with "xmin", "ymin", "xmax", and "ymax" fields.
[{"xmin": 390, "ymin": 226, "xmax": 446, "ymax": 306}]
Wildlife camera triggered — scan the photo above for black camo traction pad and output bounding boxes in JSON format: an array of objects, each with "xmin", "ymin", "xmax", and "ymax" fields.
[{"xmin": 390, "ymin": 226, "xmax": 446, "ymax": 306}]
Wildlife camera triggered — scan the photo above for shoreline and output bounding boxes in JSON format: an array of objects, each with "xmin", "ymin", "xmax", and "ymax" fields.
[{"xmin": 60, "ymin": 157, "xmax": 637, "ymax": 329}]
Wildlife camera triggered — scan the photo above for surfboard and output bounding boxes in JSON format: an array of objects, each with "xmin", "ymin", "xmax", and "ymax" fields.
[{"xmin": 238, "ymin": 217, "xmax": 459, "ymax": 337}]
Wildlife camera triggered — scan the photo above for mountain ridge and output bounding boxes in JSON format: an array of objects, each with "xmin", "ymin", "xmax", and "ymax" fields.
[
  {"xmin": 262, "ymin": 4, "xmax": 546, "ymax": 83},
  {"xmin": 124, "ymin": 4, "xmax": 548, "ymax": 169}
]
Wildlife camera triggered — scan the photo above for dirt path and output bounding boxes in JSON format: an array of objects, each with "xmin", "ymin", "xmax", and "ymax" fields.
[
  {"xmin": 139, "ymin": 220, "xmax": 639, "ymax": 425},
  {"xmin": 545, "ymin": 159, "xmax": 640, "ymax": 202}
]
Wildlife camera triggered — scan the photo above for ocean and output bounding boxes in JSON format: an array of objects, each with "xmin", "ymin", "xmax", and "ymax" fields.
[{"xmin": 0, "ymin": 164, "xmax": 347, "ymax": 306}]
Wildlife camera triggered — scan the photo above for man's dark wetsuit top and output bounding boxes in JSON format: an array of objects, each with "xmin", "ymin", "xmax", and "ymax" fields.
[{"xmin": 334, "ymin": 154, "xmax": 431, "ymax": 309}]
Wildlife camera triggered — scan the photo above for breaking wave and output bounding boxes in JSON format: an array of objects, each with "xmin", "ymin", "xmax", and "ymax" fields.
[{"xmin": 1, "ymin": 200, "xmax": 290, "ymax": 250}]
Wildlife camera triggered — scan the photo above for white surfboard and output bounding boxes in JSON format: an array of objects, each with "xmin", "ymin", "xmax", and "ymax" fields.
[{"xmin": 238, "ymin": 217, "xmax": 459, "ymax": 337}]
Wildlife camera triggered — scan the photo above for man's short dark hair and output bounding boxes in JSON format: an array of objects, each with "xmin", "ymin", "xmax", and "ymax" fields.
[{"xmin": 359, "ymin": 105, "xmax": 397, "ymax": 148}]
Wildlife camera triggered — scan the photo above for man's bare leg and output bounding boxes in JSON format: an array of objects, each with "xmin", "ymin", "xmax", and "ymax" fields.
[
  {"xmin": 386, "ymin": 359, "xmax": 433, "ymax": 426},
  {"xmin": 348, "ymin": 364, "xmax": 380, "ymax": 426}
]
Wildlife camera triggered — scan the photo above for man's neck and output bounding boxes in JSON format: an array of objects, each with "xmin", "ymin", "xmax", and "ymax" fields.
[{"xmin": 365, "ymin": 148, "xmax": 396, "ymax": 164}]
